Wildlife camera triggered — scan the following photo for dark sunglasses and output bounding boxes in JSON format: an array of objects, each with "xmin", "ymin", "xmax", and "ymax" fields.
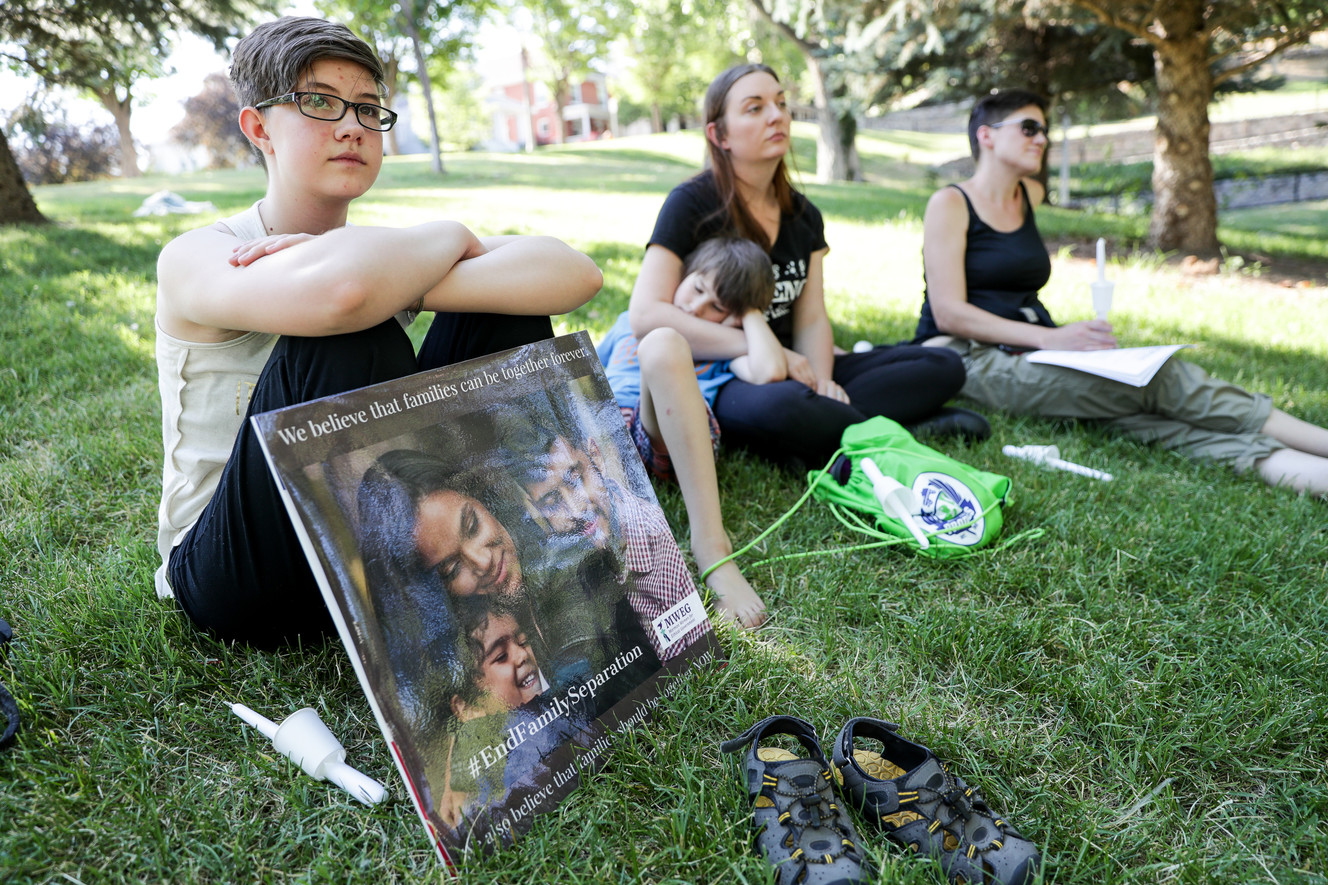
[{"xmin": 989, "ymin": 118, "xmax": 1049, "ymax": 138}]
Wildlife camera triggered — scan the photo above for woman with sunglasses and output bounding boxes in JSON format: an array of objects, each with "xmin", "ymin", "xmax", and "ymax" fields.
[{"xmin": 917, "ymin": 89, "xmax": 1328, "ymax": 495}]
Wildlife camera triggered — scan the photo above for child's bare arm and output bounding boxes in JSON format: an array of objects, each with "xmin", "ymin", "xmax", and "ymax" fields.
[
  {"xmin": 728, "ymin": 309, "xmax": 788, "ymax": 385},
  {"xmin": 229, "ymin": 232, "xmax": 601, "ymax": 317}
]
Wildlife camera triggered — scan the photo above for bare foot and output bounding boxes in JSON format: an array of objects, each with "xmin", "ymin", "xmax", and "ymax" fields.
[{"xmin": 701, "ymin": 560, "xmax": 768, "ymax": 630}]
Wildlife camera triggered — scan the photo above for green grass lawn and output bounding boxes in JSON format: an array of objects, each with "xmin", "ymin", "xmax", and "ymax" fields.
[{"xmin": 3, "ymin": 127, "xmax": 1328, "ymax": 884}]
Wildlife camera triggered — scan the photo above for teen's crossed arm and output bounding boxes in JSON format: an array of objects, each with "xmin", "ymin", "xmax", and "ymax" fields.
[{"xmin": 158, "ymin": 223, "xmax": 601, "ymax": 341}]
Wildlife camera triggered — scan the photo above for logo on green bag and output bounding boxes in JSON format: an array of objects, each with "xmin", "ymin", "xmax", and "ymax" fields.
[{"xmin": 912, "ymin": 472, "xmax": 984, "ymax": 546}]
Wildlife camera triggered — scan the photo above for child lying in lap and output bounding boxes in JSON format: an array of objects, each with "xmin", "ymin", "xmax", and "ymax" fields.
[{"xmin": 598, "ymin": 237, "xmax": 786, "ymax": 630}]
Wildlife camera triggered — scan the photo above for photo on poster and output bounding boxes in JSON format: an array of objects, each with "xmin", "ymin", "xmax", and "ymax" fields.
[{"xmin": 250, "ymin": 332, "xmax": 720, "ymax": 865}]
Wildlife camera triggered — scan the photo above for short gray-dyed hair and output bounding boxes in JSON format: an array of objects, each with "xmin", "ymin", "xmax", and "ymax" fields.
[{"xmin": 229, "ymin": 16, "xmax": 384, "ymax": 110}]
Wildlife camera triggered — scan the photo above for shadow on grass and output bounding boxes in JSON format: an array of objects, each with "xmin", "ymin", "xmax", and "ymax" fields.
[
  {"xmin": 1, "ymin": 220, "xmax": 162, "ymax": 279},
  {"xmin": 0, "ymin": 225, "xmax": 159, "ymax": 458}
]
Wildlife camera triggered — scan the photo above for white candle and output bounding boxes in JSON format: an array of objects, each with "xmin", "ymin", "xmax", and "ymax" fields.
[{"xmin": 1096, "ymin": 237, "xmax": 1106, "ymax": 281}]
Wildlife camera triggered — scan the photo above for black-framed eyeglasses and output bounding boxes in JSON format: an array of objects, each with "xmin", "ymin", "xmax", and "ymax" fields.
[
  {"xmin": 989, "ymin": 118, "xmax": 1049, "ymax": 138},
  {"xmin": 254, "ymin": 91, "xmax": 398, "ymax": 132}
]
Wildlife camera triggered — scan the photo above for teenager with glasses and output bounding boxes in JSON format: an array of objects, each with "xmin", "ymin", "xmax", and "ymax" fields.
[
  {"xmin": 254, "ymin": 91, "xmax": 399, "ymax": 130},
  {"xmin": 915, "ymin": 88, "xmax": 1328, "ymax": 495},
  {"xmin": 152, "ymin": 16, "xmax": 603, "ymax": 647}
]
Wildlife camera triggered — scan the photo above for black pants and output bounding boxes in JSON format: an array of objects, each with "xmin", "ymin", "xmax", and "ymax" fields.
[
  {"xmin": 712, "ymin": 344, "xmax": 965, "ymax": 468},
  {"xmin": 169, "ymin": 312, "xmax": 553, "ymax": 648}
]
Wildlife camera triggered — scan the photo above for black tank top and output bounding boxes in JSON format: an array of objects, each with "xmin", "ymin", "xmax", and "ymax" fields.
[{"xmin": 914, "ymin": 182, "xmax": 1055, "ymax": 342}]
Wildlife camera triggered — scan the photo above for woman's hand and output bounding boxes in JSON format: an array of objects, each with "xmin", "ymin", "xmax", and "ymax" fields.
[
  {"xmin": 1042, "ymin": 319, "xmax": 1116, "ymax": 351},
  {"xmin": 783, "ymin": 348, "xmax": 818, "ymax": 388},
  {"xmin": 229, "ymin": 233, "xmax": 318, "ymax": 267},
  {"xmin": 817, "ymin": 379, "xmax": 850, "ymax": 403}
]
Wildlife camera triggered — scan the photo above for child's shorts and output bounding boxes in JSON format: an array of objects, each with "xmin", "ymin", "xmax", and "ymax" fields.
[{"xmin": 621, "ymin": 403, "xmax": 721, "ymax": 483}]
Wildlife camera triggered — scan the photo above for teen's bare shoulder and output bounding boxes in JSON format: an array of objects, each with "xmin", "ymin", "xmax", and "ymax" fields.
[{"xmin": 155, "ymin": 221, "xmax": 247, "ymax": 343}]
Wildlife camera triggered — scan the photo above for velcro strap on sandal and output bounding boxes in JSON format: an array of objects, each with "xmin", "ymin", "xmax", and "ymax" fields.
[{"xmin": 722, "ymin": 715, "xmax": 821, "ymax": 755}]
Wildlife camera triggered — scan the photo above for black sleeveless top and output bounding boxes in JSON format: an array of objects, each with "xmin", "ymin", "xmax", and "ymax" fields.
[{"xmin": 914, "ymin": 182, "xmax": 1055, "ymax": 343}]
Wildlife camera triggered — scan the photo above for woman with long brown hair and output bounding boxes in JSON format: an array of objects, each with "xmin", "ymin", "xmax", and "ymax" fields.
[{"xmin": 628, "ymin": 63, "xmax": 983, "ymax": 469}]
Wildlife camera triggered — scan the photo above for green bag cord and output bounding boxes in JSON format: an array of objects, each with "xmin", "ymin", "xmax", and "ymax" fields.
[{"xmin": 699, "ymin": 442, "xmax": 1044, "ymax": 582}]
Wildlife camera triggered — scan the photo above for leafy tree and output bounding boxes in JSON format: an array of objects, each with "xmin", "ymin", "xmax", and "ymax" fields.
[
  {"xmin": 170, "ymin": 71, "xmax": 255, "ymax": 168},
  {"xmin": 319, "ymin": 0, "xmax": 491, "ymax": 172},
  {"xmin": 745, "ymin": 0, "xmax": 902, "ymax": 182},
  {"xmin": 524, "ymin": 0, "xmax": 621, "ymax": 145},
  {"xmin": 400, "ymin": 0, "xmax": 491, "ymax": 170},
  {"xmin": 749, "ymin": 0, "xmax": 1324, "ymax": 253},
  {"xmin": 891, "ymin": 3, "xmax": 1151, "ymax": 114},
  {"xmin": 423, "ymin": 60, "xmax": 490, "ymax": 150},
  {"xmin": 616, "ymin": 0, "xmax": 742, "ymax": 133},
  {"xmin": 32, "ymin": 33, "xmax": 155, "ymax": 179},
  {"xmin": 1050, "ymin": 0, "xmax": 1328, "ymax": 256},
  {"xmin": 870, "ymin": 3, "xmax": 1153, "ymax": 193},
  {"xmin": 0, "ymin": 0, "xmax": 272, "ymax": 224},
  {"xmin": 2, "ymin": 2, "xmax": 276, "ymax": 179},
  {"xmin": 4, "ymin": 96, "xmax": 121, "ymax": 184},
  {"xmin": 317, "ymin": 0, "xmax": 408, "ymax": 156}
]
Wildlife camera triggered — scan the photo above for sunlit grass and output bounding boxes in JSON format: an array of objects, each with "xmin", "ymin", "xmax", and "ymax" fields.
[
  {"xmin": 5, "ymin": 135, "xmax": 1328, "ymax": 885},
  {"xmin": 1223, "ymin": 199, "xmax": 1328, "ymax": 242}
]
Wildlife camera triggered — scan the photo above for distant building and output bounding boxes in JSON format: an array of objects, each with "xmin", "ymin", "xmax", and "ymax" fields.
[{"xmin": 484, "ymin": 71, "xmax": 613, "ymax": 151}]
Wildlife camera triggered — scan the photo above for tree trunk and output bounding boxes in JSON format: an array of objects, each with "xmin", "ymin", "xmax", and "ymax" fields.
[
  {"xmin": 650, "ymin": 102, "xmax": 663, "ymax": 134},
  {"xmin": 830, "ymin": 106, "xmax": 860, "ymax": 182},
  {"xmin": 742, "ymin": 0, "xmax": 859, "ymax": 181},
  {"xmin": 831, "ymin": 75, "xmax": 860, "ymax": 183},
  {"xmin": 805, "ymin": 54, "xmax": 858, "ymax": 183},
  {"xmin": 1056, "ymin": 109, "xmax": 1071, "ymax": 206},
  {"xmin": 521, "ymin": 47, "xmax": 537, "ymax": 153},
  {"xmin": 0, "ymin": 131, "xmax": 48, "ymax": 225},
  {"xmin": 1149, "ymin": 4, "xmax": 1219, "ymax": 257},
  {"xmin": 552, "ymin": 76, "xmax": 569, "ymax": 145},
  {"xmin": 383, "ymin": 56, "xmax": 401, "ymax": 157},
  {"xmin": 95, "ymin": 88, "xmax": 141, "ymax": 178},
  {"xmin": 401, "ymin": 13, "xmax": 444, "ymax": 174}
]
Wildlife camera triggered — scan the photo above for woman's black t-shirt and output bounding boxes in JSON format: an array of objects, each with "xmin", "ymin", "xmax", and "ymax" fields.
[
  {"xmin": 648, "ymin": 171, "xmax": 828, "ymax": 348},
  {"xmin": 914, "ymin": 182, "xmax": 1054, "ymax": 343}
]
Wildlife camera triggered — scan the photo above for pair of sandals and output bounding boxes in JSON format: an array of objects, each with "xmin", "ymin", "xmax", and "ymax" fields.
[{"xmin": 722, "ymin": 715, "xmax": 1039, "ymax": 885}]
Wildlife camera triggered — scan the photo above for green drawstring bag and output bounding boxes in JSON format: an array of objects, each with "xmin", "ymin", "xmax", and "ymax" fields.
[{"xmin": 808, "ymin": 417, "xmax": 1012, "ymax": 559}]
